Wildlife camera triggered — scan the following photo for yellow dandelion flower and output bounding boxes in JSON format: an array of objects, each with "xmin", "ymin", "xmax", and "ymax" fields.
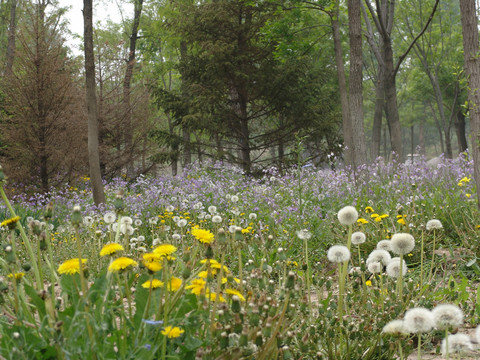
[
  {"xmin": 205, "ymin": 289, "xmax": 225, "ymax": 302},
  {"xmin": 357, "ymin": 218, "xmax": 369, "ymax": 224},
  {"xmin": 143, "ymin": 261, "xmax": 162, "ymax": 272},
  {"xmin": 225, "ymin": 288, "xmax": 246, "ymax": 301},
  {"xmin": 370, "ymin": 213, "xmax": 380, "ymax": 218},
  {"xmin": 287, "ymin": 261, "xmax": 298, "ymax": 267},
  {"xmin": 191, "ymin": 227, "xmax": 215, "ymax": 244},
  {"xmin": 143, "ymin": 253, "xmax": 162, "ymax": 262},
  {"xmin": 142, "ymin": 279, "xmax": 164, "ymax": 289},
  {"xmin": 7, "ymin": 272, "xmax": 25, "ymax": 280},
  {"xmin": 58, "ymin": 258, "xmax": 87, "ymax": 275},
  {"xmin": 365, "ymin": 280, "xmax": 372, "ymax": 287},
  {"xmin": 397, "ymin": 218, "xmax": 406, "ymax": 225},
  {"xmin": 108, "ymin": 257, "xmax": 138, "ymax": 272},
  {"xmin": 466, "ymin": 193, "xmax": 472, "ymax": 198},
  {"xmin": 167, "ymin": 277, "xmax": 182, "ymax": 292},
  {"xmin": 153, "ymin": 244, "xmax": 177, "ymax": 256},
  {"xmin": 185, "ymin": 278, "xmax": 206, "ymax": 295},
  {"xmin": 365, "ymin": 206, "xmax": 374, "ymax": 213},
  {"xmin": 161, "ymin": 326, "xmax": 184, "ymax": 338},
  {"xmin": 0, "ymin": 216, "xmax": 21, "ymax": 229},
  {"xmin": 99, "ymin": 243, "xmax": 124, "ymax": 257}
]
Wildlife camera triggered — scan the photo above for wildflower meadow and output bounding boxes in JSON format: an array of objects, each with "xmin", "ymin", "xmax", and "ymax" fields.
[{"xmin": 1, "ymin": 155, "xmax": 480, "ymax": 359}]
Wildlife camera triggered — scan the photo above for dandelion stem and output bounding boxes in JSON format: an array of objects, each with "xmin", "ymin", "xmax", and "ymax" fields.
[
  {"xmin": 428, "ymin": 229, "xmax": 437, "ymax": 282},
  {"xmin": 304, "ymin": 238, "xmax": 312, "ymax": 315},
  {"xmin": 420, "ymin": 231, "xmax": 425, "ymax": 290},
  {"xmin": 0, "ymin": 186, "xmax": 42, "ymax": 289},
  {"xmin": 417, "ymin": 333, "xmax": 422, "ymax": 360}
]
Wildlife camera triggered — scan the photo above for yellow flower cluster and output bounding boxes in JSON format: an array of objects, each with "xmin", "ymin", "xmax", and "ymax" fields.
[
  {"xmin": 0, "ymin": 216, "xmax": 20, "ymax": 228},
  {"xmin": 58, "ymin": 258, "xmax": 87, "ymax": 275},
  {"xmin": 99, "ymin": 243, "xmax": 124, "ymax": 257},
  {"xmin": 108, "ymin": 257, "xmax": 138, "ymax": 272},
  {"xmin": 161, "ymin": 326, "xmax": 184, "ymax": 338},
  {"xmin": 191, "ymin": 227, "xmax": 215, "ymax": 244},
  {"xmin": 458, "ymin": 177, "xmax": 471, "ymax": 187}
]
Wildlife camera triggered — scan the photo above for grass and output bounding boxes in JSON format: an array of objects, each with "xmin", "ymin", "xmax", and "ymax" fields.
[{"xmin": 0, "ymin": 156, "xmax": 479, "ymax": 359}]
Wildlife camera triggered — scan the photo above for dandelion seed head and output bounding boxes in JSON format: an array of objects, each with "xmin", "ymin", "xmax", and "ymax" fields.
[
  {"xmin": 367, "ymin": 261, "xmax": 383, "ymax": 274},
  {"xmin": 382, "ymin": 320, "xmax": 408, "ymax": 335},
  {"xmin": 177, "ymin": 219, "xmax": 188, "ymax": 227},
  {"xmin": 426, "ymin": 219, "xmax": 443, "ymax": 231},
  {"xmin": 441, "ymin": 333, "xmax": 473, "ymax": 356},
  {"xmin": 403, "ymin": 307, "xmax": 434, "ymax": 333},
  {"xmin": 337, "ymin": 206, "xmax": 358, "ymax": 225},
  {"xmin": 390, "ymin": 233, "xmax": 415, "ymax": 255},
  {"xmin": 376, "ymin": 240, "xmax": 392, "ymax": 251},
  {"xmin": 351, "ymin": 231, "xmax": 366, "ymax": 245},
  {"xmin": 212, "ymin": 215, "xmax": 222, "ymax": 223},
  {"xmin": 386, "ymin": 258, "xmax": 407, "ymax": 278},
  {"xmin": 327, "ymin": 245, "xmax": 350, "ymax": 263},
  {"xmin": 366, "ymin": 249, "xmax": 391, "ymax": 266},
  {"xmin": 296, "ymin": 229, "xmax": 312, "ymax": 240},
  {"xmin": 432, "ymin": 304, "xmax": 463, "ymax": 329},
  {"xmin": 208, "ymin": 206, "xmax": 217, "ymax": 214}
]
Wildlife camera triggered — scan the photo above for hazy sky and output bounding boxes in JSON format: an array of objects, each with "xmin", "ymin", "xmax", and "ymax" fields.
[{"xmin": 60, "ymin": 0, "xmax": 133, "ymax": 54}]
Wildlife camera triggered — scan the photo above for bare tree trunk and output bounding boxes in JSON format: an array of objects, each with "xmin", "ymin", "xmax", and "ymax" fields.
[
  {"xmin": 84, "ymin": 0, "xmax": 105, "ymax": 205},
  {"xmin": 371, "ymin": 69, "xmax": 385, "ymax": 159},
  {"xmin": 331, "ymin": 2, "xmax": 353, "ymax": 167},
  {"xmin": 383, "ymin": 37, "xmax": 403, "ymax": 158},
  {"xmin": 123, "ymin": 0, "xmax": 143, "ymax": 177},
  {"xmin": 429, "ymin": 102, "xmax": 444, "ymax": 154},
  {"xmin": 460, "ymin": 0, "xmax": 480, "ymax": 208},
  {"xmin": 348, "ymin": 0, "xmax": 367, "ymax": 165},
  {"xmin": 5, "ymin": 0, "xmax": 16, "ymax": 76},
  {"xmin": 455, "ymin": 108, "xmax": 468, "ymax": 153},
  {"xmin": 418, "ymin": 106, "xmax": 426, "ymax": 155}
]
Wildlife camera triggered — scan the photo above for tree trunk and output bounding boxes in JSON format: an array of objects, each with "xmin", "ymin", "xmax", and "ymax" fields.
[
  {"xmin": 455, "ymin": 108, "xmax": 468, "ymax": 153},
  {"xmin": 348, "ymin": 0, "xmax": 367, "ymax": 165},
  {"xmin": 84, "ymin": 0, "xmax": 105, "ymax": 205},
  {"xmin": 371, "ymin": 68, "xmax": 385, "ymax": 160},
  {"xmin": 419, "ymin": 106, "xmax": 426, "ymax": 155},
  {"xmin": 460, "ymin": 0, "xmax": 480, "ymax": 208},
  {"xmin": 429, "ymin": 102, "xmax": 445, "ymax": 154},
  {"xmin": 5, "ymin": 0, "xmax": 16, "ymax": 76},
  {"xmin": 123, "ymin": 0, "xmax": 143, "ymax": 178},
  {"xmin": 331, "ymin": 2, "xmax": 353, "ymax": 167},
  {"xmin": 383, "ymin": 37, "xmax": 403, "ymax": 159}
]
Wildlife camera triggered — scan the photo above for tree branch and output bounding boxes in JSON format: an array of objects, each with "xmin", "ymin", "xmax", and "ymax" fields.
[{"xmin": 393, "ymin": 0, "xmax": 440, "ymax": 76}]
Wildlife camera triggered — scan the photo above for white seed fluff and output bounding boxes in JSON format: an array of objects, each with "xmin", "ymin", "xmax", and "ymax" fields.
[
  {"xmin": 432, "ymin": 304, "xmax": 464, "ymax": 329},
  {"xmin": 403, "ymin": 307, "xmax": 435, "ymax": 334},
  {"xmin": 327, "ymin": 245, "xmax": 351, "ymax": 263},
  {"xmin": 366, "ymin": 249, "xmax": 391, "ymax": 266},
  {"xmin": 426, "ymin": 219, "xmax": 443, "ymax": 231},
  {"xmin": 441, "ymin": 333, "xmax": 473, "ymax": 357},
  {"xmin": 390, "ymin": 233, "xmax": 415, "ymax": 255},
  {"xmin": 386, "ymin": 258, "xmax": 407, "ymax": 279},
  {"xmin": 337, "ymin": 206, "xmax": 359, "ymax": 226},
  {"xmin": 351, "ymin": 231, "xmax": 366, "ymax": 245},
  {"xmin": 382, "ymin": 320, "xmax": 408, "ymax": 335},
  {"xmin": 376, "ymin": 240, "xmax": 392, "ymax": 251}
]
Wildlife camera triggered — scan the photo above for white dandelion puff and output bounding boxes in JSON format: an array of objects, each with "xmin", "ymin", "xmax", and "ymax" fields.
[
  {"xmin": 432, "ymin": 304, "xmax": 463, "ymax": 329},
  {"xmin": 296, "ymin": 229, "xmax": 312, "ymax": 240},
  {"xmin": 382, "ymin": 320, "xmax": 408, "ymax": 335},
  {"xmin": 386, "ymin": 258, "xmax": 407, "ymax": 278},
  {"xmin": 337, "ymin": 206, "xmax": 358, "ymax": 226},
  {"xmin": 212, "ymin": 215, "xmax": 222, "ymax": 223},
  {"xmin": 351, "ymin": 231, "xmax": 366, "ymax": 245},
  {"xmin": 441, "ymin": 333, "xmax": 473, "ymax": 357},
  {"xmin": 426, "ymin": 219, "xmax": 443, "ymax": 231},
  {"xmin": 403, "ymin": 307, "xmax": 435, "ymax": 334},
  {"xmin": 367, "ymin": 261, "xmax": 383, "ymax": 274},
  {"xmin": 390, "ymin": 233, "xmax": 415, "ymax": 255},
  {"xmin": 366, "ymin": 249, "xmax": 391, "ymax": 266},
  {"xmin": 376, "ymin": 240, "xmax": 392, "ymax": 251},
  {"xmin": 327, "ymin": 245, "xmax": 351, "ymax": 263},
  {"xmin": 103, "ymin": 212, "xmax": 116, "ymax": 224}
]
